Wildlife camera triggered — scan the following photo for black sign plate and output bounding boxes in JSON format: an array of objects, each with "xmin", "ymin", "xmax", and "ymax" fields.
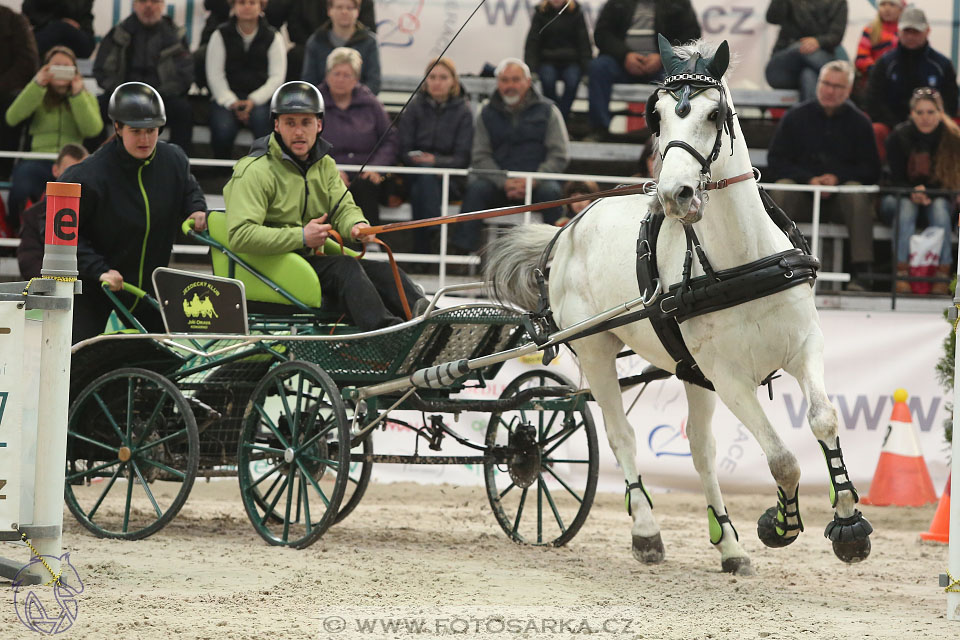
[{"xmin": 152, "ymin": 268, "xmax": 248, "ymax": 334}]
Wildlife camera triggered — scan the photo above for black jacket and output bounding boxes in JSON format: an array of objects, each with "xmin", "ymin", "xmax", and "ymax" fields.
[
  {"xmin": 94, "ymin": 14, "xmax": 194, "ymax": 96},
  {"xmin": 885, "ymin": 120, "xmax": 946, "ymax": 188},
  {"xmin": 16, "ymin": 198, "xmax": 45, "ymax": 280},
  {"xmin": 594, "ymin": 0, "xmax": 701, "ymax": 64},
  {"xmin": 865, "ymin": 43, "xmax": 959, "ymax": 128},
  {"xmin": 0, "ymin": 7, "xmax": 39, "ymax": 96},
  {"xmin": 60, "ymin": 139, "xmax": 207, "ymax": 287},
  {"xmin": 265, "ymin": 0, "xmax": 376, "ymax": 45},
  {"xmin": 21, "ymin": 0, "xmax": 93, "ymax": 33},
  {"xmin": 765, "ymin": 0, "xmax": 847, "ymax": 53},
  {"xmin": 524, "ymin": 3, "xmax": 592, "ymax": 72},
  {"xmin": 399, "ymin": 92, "xmax": 474, "ymax": 168},
  {"xmin": 768, "ymin": 99, "xmax": 880, "ymax": 184}
]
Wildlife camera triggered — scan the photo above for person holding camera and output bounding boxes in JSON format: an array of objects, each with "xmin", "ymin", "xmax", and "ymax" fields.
[{"xmin": 4, "ymin": 45, "xmax": 102, "ymax": 230}]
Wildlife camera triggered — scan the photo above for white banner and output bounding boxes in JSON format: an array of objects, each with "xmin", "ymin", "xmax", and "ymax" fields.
[
  {"xmin": 368, "ymin": 308, "xmax": 953, "ymax": 496},
  {"xmin": 0, "ymin": 302, "xmax": 26, "ymax": 533},
  {"xmin": 1, "ymin": 0, "xmax": 955, "ymax": 89}
]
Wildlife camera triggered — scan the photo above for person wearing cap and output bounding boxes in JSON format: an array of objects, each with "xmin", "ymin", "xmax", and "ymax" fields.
[
  {"xmin": 865, "ymin": 5, "xmax": 958, "ymax": 145},
  {"xmin": 223, "ymin": 81, "xmax": 426, "ymax": 331},
  {"xmin": 61, "ymin": 81, "xmax": 208, "ymax": 344}
]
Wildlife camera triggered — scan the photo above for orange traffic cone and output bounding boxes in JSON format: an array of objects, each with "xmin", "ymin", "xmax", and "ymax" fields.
[
  {"xmin": 862, "ymin": 389, "xmax": 938, "ymax": 506},
  {"xmin": 920, "ymin": 474, "xmax": 951, "ymax": 543}
]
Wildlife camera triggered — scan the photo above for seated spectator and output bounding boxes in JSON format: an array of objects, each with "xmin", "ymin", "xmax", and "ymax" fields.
[
  {"xmin": 302, "ymin": 0, "xmax": 380, "ymax": 94},
  {"xmin": 399, "ymin": 57, "xmax": 473, "ymax": 256},
  {"xmin": 319, "ymin": 47, "xmax": 397, "ymax": 226},
  {"xmin": 94, "ymin": 0, "xmax": 195, "ymax": 154},
  {"xmin": 524, "ymin": 0, "xmax": 592, "ymax": 121},
  {"xmin": 21, "ymin": 0, "xmax": 95, "ymax": 59},
  {"xmin": 266, "ymin": 0, "xmax": 375, "ymax": 81},
  {"xmin": 557, "ymin": 179, "xmax": 599, "ymax": 226},
  {"xmin": 764, "ymin": 0, "xmax": 849, "ymax": 103},
  {"xmin": 767, "ymin": 60, "xmax": 880, "ymax": 291},
  {"xmin": 451, "ymin": 58, "xmax": 569, "ymax": 254},
  {"xmin": 0, "ymin": 7, "xmax": 39, "ymax": 174},
  {"xmin": 853, "ymin": 0, "xmax": 901, "ymax": 99},
  {"xmin": 17, "ymin": 143, "xmax": 89, "ymax": 279},
  {"xmin": 865, "ymin": 6, "xmax": 958, "ymax": 155},
  {"xmin": 879, "ymin": 88, "xmax": 960, "ymax": 296},
  {"xmin": 587, "ymin": 0, "xmax": 700, "ymax": 140},
  {"xmin": 205, "ymin": 0, "xmax": 286, "ymax": 159},
  {"xmin": 4, "ymin": 46, "xmax": 102, "ymax": 230},
  {"xmin": 194, "ymin": 0, "xmax": 231, "ymax": 90}
]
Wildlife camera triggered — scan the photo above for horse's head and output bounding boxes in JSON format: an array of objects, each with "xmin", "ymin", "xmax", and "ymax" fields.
[{"xmin": 648, "ymin": 36, "xmax": 734, "ymax": 223}]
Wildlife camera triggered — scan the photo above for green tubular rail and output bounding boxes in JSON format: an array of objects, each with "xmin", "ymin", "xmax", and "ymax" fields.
[{"xmin": 101, "ymin": 281, "xmax": 162, "ymax": 334}]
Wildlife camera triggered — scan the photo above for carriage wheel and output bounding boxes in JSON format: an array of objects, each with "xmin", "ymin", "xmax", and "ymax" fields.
[
  {"xmin": 64, "ymin": 368, "xmax": 199, "ymax": 540},
  {"xmin": 332, "ymin": 398, "xmax": 373, "ymax": 524},
  {"xmin": 483, "ymin": 369, "xmax": 598, "ymax": 546},
  {"xmin": 237, "ymin": 361, "xmax": 350, "ymax": 548}
]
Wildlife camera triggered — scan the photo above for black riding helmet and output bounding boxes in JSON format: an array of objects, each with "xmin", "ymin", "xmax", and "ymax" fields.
[
  {"xmin": 270, "ymin": 81, "xmax": 325, "ymax": 118},
  {"xmin": 108, "ymin": 82, "xmax": 166, "ymax": 128}
]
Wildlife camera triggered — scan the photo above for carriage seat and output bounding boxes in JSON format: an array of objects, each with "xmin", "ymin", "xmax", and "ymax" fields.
[{"xmin": 205, "ymin": 210, "xmax": 359, "ymax": 310}]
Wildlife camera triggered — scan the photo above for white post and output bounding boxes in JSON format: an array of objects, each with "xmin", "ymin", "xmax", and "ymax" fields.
[
  {"xmin": 950, "ymin": 274, "xmax": 960, "ymax": 620},
  {"xmin": 25, "ymin": 182, "xmax": 78, "ymax": 582},
  {"xmin": 439, "ymin": 171, "xmax": 450, "ymax": 291}
]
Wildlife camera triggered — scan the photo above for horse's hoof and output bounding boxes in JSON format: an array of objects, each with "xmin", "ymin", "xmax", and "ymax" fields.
[
  {"xmin": 631, "ymin": 533, "xmax": 665, "ymax": 564},
  {"xmin": 757, "ymin": 506, "xmax": 799, "ymax": 548},
  {"xmin": 823, "ymin": 510, "xmax": 873, "ymax": 542},
  {"xmin": 721, "ymin": 556, "xmax": 755, "ymax": 576},
  {"xmin": 832, "ymin": 537, "xmax": 871, "ymax": 563}
]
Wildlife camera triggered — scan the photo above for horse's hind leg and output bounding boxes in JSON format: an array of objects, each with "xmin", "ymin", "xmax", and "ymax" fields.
[
  {"xmin": 784, "ymin": 333, "xmax": 872, "ymax": 563},
  {"xmin": 574, "ymin": 333, "xmax": 664, "ymax": 563},
  {"xmin": 684, "ymin": 383, "xmax": 753, "ymax": 575}
]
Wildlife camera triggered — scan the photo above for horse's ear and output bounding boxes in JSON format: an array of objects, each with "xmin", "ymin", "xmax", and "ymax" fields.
[
  {"xmin": 707, "ymin": 40, "xmax": 730, "ymax": 79},
  {"xmin": 657, "ymin": 34, "xmax": 683, "ymax": 75}
]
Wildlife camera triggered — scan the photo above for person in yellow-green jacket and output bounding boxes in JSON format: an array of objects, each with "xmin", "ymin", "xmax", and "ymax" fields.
[
  {"xmin": 224, "ymin": 80, "xmax": 426, "ymax": 330},
  {"xmin": 4, "ymin": 45, "xmax": 102, "ymax": 229}
]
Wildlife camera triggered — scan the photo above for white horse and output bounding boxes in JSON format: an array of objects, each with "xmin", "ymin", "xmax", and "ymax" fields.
[{"xmin": 485, "ymin": 37, "xmax": 872, "ymax": 575}]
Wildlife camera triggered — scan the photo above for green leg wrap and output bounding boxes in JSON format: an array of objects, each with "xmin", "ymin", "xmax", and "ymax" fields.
[
  {"xmin": 818, "ymin": 437, "xmax": 859, "ymax": 508},
  {"xmin": 625, "ymin": 475, "xmax": 653, "ymax": 516},
  {"xmin": 707, "ymin": 505, "xmax": 739, "ymax": 545}
]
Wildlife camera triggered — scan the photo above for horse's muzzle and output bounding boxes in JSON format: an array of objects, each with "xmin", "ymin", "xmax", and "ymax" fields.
[{"xmin": 660, "ymin": 185, "xmax": 703, "ymax": 224}]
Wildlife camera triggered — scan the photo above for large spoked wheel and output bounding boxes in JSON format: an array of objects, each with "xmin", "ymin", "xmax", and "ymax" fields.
[
  {"xmin": 237, "ymin": 361, "xmax": 350, "ymax": 548},
  {"xmin": 65, "ymin": 368, "xmax": 199, "ymax": 540},
  {"xmin": 332, "ymin": 398, "xmax": 373, "ymax": 524},
  {"xmin": 483, "ymin": 369, "xmax": 598, "ymax": 546}
]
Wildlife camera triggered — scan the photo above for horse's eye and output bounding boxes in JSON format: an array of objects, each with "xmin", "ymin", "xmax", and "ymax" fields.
[{"xmin": 708, "ymin": 109, "xmax": 720, "ymax": 121}]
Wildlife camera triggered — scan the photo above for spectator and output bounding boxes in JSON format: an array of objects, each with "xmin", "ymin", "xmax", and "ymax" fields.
[
  {"xmin": 0, "ymin": 6, "xmax": 39, "ymax": 173},
  {"xmin": 194, "ymin": 0, "xmax": 231, "ymax": 90},
  {"xmin": 318, "ymin": 47, "xmax": 397, "ymax": 226},
  {"xmin": 523, "ymin": 0, "xmax": 592, "ymax": 121},
  {"xmin": 21, "ymin": 0, "xmax": 95, "ymax": 59},
  {"xmin": 17, "ymin": 142, "xmax": 89, "ymax": 279},
  {"xmin": 205, "ymin": 0, "xmax": 286, "ymax": 159},
  {"xmin": 764, "ymin": 0, "xmax": 849, "ymax": 102},
  {"xmin": 4, "ymin": 45, "xmax": 102, "ymax": 230},
  {"xmin": 62, "ymin": 82, "xmax": 207, "ymax": 344},
  {"xmin": 94, "ymin": 0, "xmax": 195, "ymax": 154},
  {"xmin": 399, "ymin": 57, "xmax": 473, "ymax": 256},
  {"xmin": 451, "ymin": 58, "xmax": 569, "ymax": 254},
  {"xmin": 880, "ymin": 88, "xmax": 960, "ymax": 296},
  {"xmin": 865, "ymin": 6, "xmax": 958, "ymax": 153},
  {"xmin": 587, "ymin": 0, "xmax": 701, "ymax": 140},
  {"xmin": 557, "ymin": 179, "xmax": 599, "ymax": 226},
  {"xmin": 853, "ymin": 0, "xmax": 902, "ymax": 98},
  {"xmin": 303, "ymin": 0, "xmax": 381, "ymax": 95},
  {"xmin": 768, "ymin": 60, "xmax": 880, "ymax": 291}
]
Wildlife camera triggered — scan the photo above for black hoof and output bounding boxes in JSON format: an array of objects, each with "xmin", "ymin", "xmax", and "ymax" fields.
[
  {"xmin": 632, "ymin": 533, "xmax": 665, "ymax": 564},
  {"xmin": 832, "ymin": 537, "xmax": 871, "ymax": 563},
  {"xmin": 757, "ymin": 506, "xmax": 799, "ymax": 548},
  {"xmin": 823, "ymin": 510, "xmax": 873, "ymax": 542},
  {"xmin": 721, "ymin": 556, "xmax": 755, "ymax": 576}
]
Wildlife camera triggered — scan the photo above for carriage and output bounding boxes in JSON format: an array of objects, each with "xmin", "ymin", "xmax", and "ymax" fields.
[{"xmin": 63, "ymin": 211, "xmax": 602, "ymax": 549}]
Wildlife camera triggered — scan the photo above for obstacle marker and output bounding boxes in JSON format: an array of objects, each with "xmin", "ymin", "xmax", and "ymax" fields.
[
  {"xmin": 921, "ymin": 474, "xmax": 951, "ymax": 543},
  {"xmin": 862, "ymin": 389, "xmax": 938, "ymax": 507}
]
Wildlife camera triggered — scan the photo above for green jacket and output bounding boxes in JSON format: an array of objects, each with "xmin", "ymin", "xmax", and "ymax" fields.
[
  {"xmin": 4, "ymin": 81, "xmax": 103, "ymax": 152},
  {"xmin": 223, "ymin": 133, "xmax": 368, "ymax": 255}
]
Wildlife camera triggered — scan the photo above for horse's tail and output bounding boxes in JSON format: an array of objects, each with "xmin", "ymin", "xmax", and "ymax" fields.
[{"xmin": 483, "ymin": 223, "xmax": 558, "ymax": 310}]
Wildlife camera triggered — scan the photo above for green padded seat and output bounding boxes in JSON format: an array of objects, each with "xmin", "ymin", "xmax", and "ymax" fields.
[{"xmin": 206, "ymin": 210, "xmax": 358, "ymax": 309}]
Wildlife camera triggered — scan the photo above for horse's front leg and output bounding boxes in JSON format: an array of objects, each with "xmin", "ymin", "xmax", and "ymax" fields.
[
  {"xmin": 574, "ymin": 333, "xmax": 665, "ymax": 563},
  {"xmin": 684, "ymin": 383, "xmax": 753, "ymax": 575},
  {"xmin": 785, "ymin": 333, "xmax": 873, "ymax": 563}
]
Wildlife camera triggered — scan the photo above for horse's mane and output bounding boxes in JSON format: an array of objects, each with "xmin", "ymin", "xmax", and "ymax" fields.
[{"xmin": 670, "ymin": 39, "xmax": 739, "ymax": 75}]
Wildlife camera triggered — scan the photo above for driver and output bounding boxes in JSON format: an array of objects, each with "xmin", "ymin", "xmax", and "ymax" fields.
[
  {"xmin": 223, "ymin": 81, "xmax": 427, "ymax": 330},
  {"xmin": 63, "ymin": 81, "xmax": 207, "ymax": 343}
]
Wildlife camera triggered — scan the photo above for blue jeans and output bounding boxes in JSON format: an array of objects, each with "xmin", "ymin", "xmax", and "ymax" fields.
[
  {"xmin": 451, "ymin": 178, "xmax": 563, "ymax": 252},
  {"xmin": 8, "ymin": 160, "xmax": 53, "ymax": 231},
  {"xmin": 587, "ymin": 54, "xmax": 663, "ymax": 130},
  {"xmin": 538, "ymin": 63, "xmax": 582, "ymax": 120},
  {"xmin": 208, "ymin": 102, "xmax": 272, "ymax": 158},
  {"xmin": 765, "ymin": 44, "xmax": 847, "ymax": 102},
  {"xmin": 879, "ymin": 194, "xmax": 954, "ymax": 264}
]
